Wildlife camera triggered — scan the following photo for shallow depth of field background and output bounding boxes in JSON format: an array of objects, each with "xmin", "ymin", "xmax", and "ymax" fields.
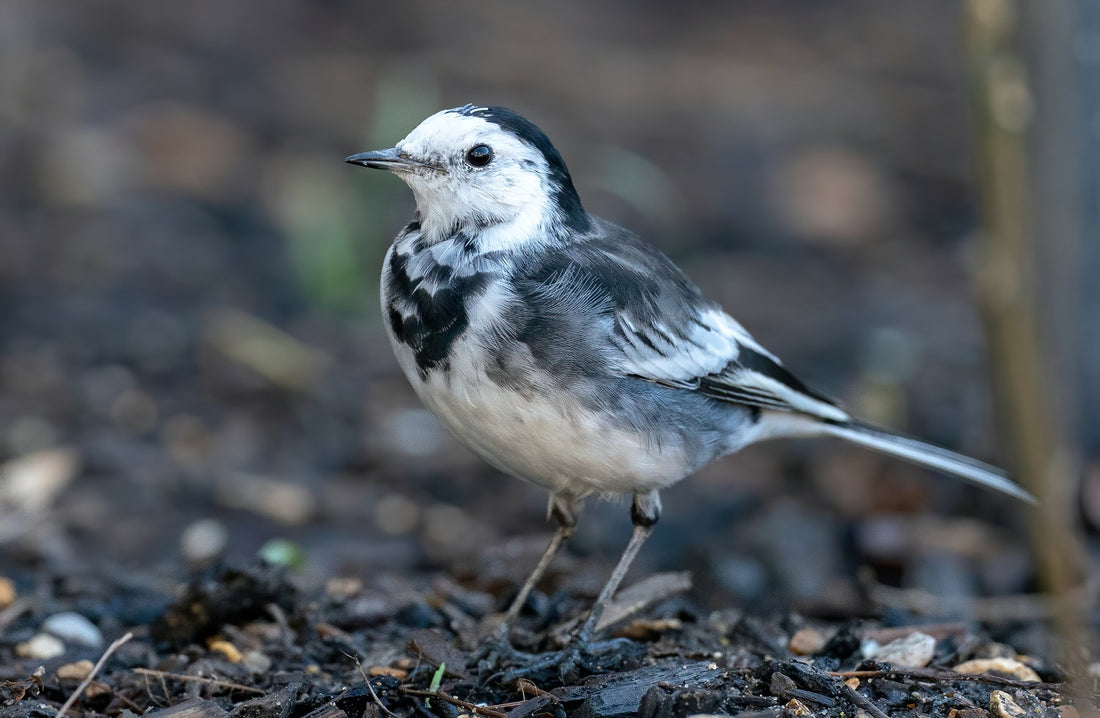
[{"xmin": 1, "ymin": 1, "xmax": 1096, "ymax": 615}]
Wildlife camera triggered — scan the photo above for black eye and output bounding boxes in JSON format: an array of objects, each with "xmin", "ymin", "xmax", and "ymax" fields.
[{"xmin": 465, "ymin": 144, "xmax": 493, "ymax": 167}]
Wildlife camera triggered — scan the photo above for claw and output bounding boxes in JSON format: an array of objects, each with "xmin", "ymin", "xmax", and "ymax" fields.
[
  {"xmin": 492, "ymin": 645, "xmax": 581, "ymax": 684},
  {"xmin": 489, "ymin": 638, "xmax": 643, "ymax": 684}
]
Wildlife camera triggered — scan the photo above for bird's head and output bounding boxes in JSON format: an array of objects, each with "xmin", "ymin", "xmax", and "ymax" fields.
[{"xmin": 347, "ymin": 105, "xmax": 590, "ymax": 249}]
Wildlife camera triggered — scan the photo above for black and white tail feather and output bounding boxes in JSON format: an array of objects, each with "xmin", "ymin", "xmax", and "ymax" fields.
[{"xmin": 621, "ymin": 303, "xmax": 1036, "ymax": 503}]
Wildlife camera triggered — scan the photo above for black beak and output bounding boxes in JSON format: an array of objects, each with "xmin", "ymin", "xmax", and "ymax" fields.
[{"xmin": 345, "ymin": 148, "xmax": 431, "ymax": 172}]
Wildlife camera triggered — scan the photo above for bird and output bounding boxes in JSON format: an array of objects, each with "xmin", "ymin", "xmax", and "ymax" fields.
[{"xmin": 345, "ymin": 104, "xmax": 1032, "ymax": 661}]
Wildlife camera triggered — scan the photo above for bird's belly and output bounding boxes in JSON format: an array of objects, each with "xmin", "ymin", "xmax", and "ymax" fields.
[{"xmin": 389, "ymin": 338, "xmax": 690, "ymax": 498}]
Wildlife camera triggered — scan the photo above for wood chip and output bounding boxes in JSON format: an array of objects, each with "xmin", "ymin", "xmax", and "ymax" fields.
[
  {"xmin": 953, "ymin": 658, "xmax": 1040, "ymax": 682},
  {"xmin": 368, "ymin": 666, "xmax": 408, "ymax": 680},
  {"xmin": 207, "ymin": 638, "xmax": 242, "ymax": 663},
  {"xmin": 596, "ymin": 571, "xmax": 692, "ymax": 631},
  {"xmin": 615, "ymin": 617, "xmax": 682, "ymax": 640}
]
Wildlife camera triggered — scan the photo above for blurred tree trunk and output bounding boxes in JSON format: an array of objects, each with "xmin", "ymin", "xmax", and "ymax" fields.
[
  {"xmin": 965, "ymin": 0, "xmax": 1092, "ymax": 698},
  {"xmin": 1071, "ymin": 0, "xmax": 1100, "ymax": 459},
  {"xmin": 1023, "ymin": 0, "xmax": 1098, "ymax": 460}
]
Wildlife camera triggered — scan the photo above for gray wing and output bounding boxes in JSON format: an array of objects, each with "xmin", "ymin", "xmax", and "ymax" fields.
[{"xmin": 517, "ymin": 219, "xmax": 849, "ymax": 422}]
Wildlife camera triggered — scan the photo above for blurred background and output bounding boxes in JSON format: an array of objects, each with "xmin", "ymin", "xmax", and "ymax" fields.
[{"xmin": 1, "ymin": 0, "xmax": 1096, "ymax": 620}]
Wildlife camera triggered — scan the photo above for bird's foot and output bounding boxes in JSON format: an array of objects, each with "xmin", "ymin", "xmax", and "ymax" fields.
[
  {"xmin": 491, "ymin": 637, "xmax": 640, "ymax": 684},
  {"xmin": 472, "ymin": 633, "xmax": 535, "ymax": 675}
]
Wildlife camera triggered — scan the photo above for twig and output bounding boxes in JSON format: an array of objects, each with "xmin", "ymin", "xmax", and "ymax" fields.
[
  {"xmin": 401, "ymin": 688, "xmax": 507, "ymax": 718},
  {"xmin": 131, "ymin": 668, "xmax": 265, "ymax": 695},
  {"xmin": 348, "ymin": 652, "xmax": 399, "ymax": 718},
  {"xmin": 266, "ymin": 602, "xmax": 296, "ymax": 651},
  {"xmin": 515, "ymin": 678, "xmax": 555, "ymax": 700},
  {"xmin": 829, "ymin": 667, "xmax": 1063, "ymax": 690},
  {"xmin": 837, "ymin": 680, "xmax": 889, "ymax": 718},
  {"xmin": 363, "ymin": 676, "xmax": 400, "ymax": 718},
  {"xmin": 54, "ymin": 632, "xmax": 133, "ymax": 718}
]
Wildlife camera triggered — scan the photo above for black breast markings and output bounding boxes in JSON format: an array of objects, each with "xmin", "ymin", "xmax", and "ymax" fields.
[{"xmin": 387, "ymin": 251, "xmax": 490, "ymax": 377}]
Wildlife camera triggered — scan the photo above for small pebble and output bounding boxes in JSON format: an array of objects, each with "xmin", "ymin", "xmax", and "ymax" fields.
[
  {"xmin": 788, "ymin": 627, "xmax": 828, "ymax": 656},
  {"xmin": 990, "ymin": 690, "xmax": 1026, "ymax": 718},
  {"xmin": 242, "ymin": 650, "xmax": 272, "ymax": 674},
  {"xmin": 953, "ymin": 658, "xmax": 1040, "ymax": 682},
  {"xmin": 57, "ymin": 660, "xmax": 94, "ymax": 681},
  {"xmin": 180, "ymin": 518, "xmax": 229, "ymax": 563},
  {"xmin": 864, "ymin": 631, "xmax": 935, "ymax": 668},
  {"xmin": 325, "ymin": 577, "xmax": 362, "ymax": 599},
  {"xmin": 42, "ymin": 612, "xmax": 104, "ymax": 648},
  {"xmin": 16, "ymin": 633, "xmax": 65, "ymax": 659},
  {"xmin": 0, "ymin": 577, "xmax": 16, "ymax": 609}
]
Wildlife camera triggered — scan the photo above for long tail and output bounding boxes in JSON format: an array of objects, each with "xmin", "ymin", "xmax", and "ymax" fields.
[{"xmin": 820, "ymin": 420, "xmax": 1035, "ymax": 503}]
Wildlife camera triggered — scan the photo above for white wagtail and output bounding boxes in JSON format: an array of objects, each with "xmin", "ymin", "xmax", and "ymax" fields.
[{"xmin": 346, "ymin": 104, "xmax": 1032, "ymax": 655}]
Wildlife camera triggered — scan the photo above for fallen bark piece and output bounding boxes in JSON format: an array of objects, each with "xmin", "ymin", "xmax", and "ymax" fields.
[
  {"xmin": 954, "ymin": 658, "xmax": 1041, "ymax": 682},
  {"xmin": 407, "ymin": 628, "xmax": 468, "ymax": 678},
  {"xmin": 556, "ymin": 660, "xmax": 724, "ymax": 717},
  {"xmin": 228, "ymin": 685, "xmax": 300, "ymax": 718},
  {"xmin": 596, "ymin": 571, "xmax": 692, "ymax": 631}
]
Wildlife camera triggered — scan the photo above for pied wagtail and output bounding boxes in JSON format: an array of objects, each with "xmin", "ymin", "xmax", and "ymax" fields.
[{"xmin": 346, "ymin": 104, "xmax": 1032, "ymax": 656}]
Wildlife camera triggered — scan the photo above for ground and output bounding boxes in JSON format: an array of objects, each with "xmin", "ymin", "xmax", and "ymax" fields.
[
  {"xmin": 0, "ymin": 559, "xmax": 1076, "ymax": 717},
  {"xmin": 0, "ymin": 2, "xmax": 1091, "ymax": 716}
]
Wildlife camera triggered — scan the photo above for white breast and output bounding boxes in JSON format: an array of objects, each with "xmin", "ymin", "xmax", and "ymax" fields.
[{"xmin": 381, "ymin": 274, "xmax": 691, "ymax": 499}]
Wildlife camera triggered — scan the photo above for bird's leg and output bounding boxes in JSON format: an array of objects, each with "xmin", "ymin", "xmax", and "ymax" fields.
[
  {"xmin": 491, "ymin": 499, "xmax": 577, "ymax": 645},
  {"xmin": 481, "ymin": 495, "xmax": 578, "ymax": 666},
  {"xmin": 495, "ymin": 491, "xmax": 660, "ymax": 682},
  {"xmin": 572, "ymin": 490, "xmax": 659, "ymax": 645}
]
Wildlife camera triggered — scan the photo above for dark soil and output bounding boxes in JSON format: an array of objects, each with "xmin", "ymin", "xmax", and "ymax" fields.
[{"xmin": 0, "ymin": 561, "xmax": 1075, "ymax": 718}]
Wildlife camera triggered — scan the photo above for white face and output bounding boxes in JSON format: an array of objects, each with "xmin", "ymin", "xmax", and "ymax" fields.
[{"xmin": 389, "ymin": 108, "xmax": 560, "ymax": 249}]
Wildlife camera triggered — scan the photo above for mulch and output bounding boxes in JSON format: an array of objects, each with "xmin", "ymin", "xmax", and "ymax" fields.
[{"xmin": 0, "ymin": 562, "xmax": 1076, "ymax": 718}]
